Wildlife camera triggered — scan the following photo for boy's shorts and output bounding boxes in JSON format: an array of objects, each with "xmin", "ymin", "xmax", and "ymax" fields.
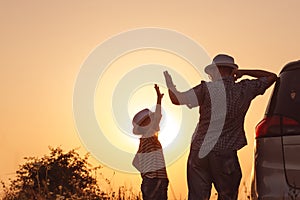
[{"xmin": 141, "ymin": 177, "xmax": 169, "ymax": 200}]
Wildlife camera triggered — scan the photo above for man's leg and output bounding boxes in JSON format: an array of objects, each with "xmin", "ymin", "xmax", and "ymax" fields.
[
  {"xmin": 210, "ymin": 150, "xmax": 242, "ymax": 200},
  {"xmin": 187, "ymin": 150, "xmax": 213, "ymax": 200}
]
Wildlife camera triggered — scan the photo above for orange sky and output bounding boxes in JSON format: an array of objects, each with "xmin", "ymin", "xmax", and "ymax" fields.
[{"xmin": 1, "ymin": 1, "xmax": 300, "ymax": 199}]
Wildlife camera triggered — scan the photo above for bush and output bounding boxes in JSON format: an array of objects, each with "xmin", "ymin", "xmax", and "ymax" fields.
[{"xmin": 1, "ymin": 147, "xmax": 107, "ymax": 200}]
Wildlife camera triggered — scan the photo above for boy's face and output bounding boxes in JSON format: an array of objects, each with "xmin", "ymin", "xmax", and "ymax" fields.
[{"xmin": 140, "ymin": 116, "xmax": 151, "ymax": 127}]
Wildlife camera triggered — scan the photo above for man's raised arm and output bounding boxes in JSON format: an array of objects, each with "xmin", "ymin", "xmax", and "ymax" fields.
[
  {"xmin": 163, "ymin": 71, "xmax": 190, "ymax": 105},
  {"xmin": 234, "ymin": 69, "xmax": 278, "ymax": 88}
]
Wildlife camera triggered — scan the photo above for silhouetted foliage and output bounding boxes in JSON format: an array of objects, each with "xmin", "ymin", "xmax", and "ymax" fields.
[{"xmin": 1, "ymin": 147, "xmax": 106, "ymax": 200}]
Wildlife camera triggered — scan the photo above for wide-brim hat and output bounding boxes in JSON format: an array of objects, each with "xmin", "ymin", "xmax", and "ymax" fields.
[
  {"xmin": 204, "ymin": 54, "xmax": 238, "ymax": 74},
  {"xmin": 132, "ymin": 108, "xmax": 152, "ymax": 126}
]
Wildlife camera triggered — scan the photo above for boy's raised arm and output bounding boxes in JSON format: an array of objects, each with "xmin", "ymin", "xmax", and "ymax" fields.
[{"xmin": 154, "ymin": 84, "xmax": 164, "ymax": 115}]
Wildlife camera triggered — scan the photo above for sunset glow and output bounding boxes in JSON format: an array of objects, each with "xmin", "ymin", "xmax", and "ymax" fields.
[{"xmin": 1, "ymin": 1, "xmax": 300, "ymax": 199}]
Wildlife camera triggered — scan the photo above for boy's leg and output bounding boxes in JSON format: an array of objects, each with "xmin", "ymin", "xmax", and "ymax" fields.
[
  {"xmin": 158, "ymin": 178, "xmax": 169, "ymax": 200},
  {"xmin": 210, "ymin": 150, "xmax": 242, "ymax": 200},
  {"xmin": 141, "ymin": 177, "xmax": 156, "ymax": 200},
  {"xmin": 141, "ymin": 178, "xmax": 167, "ymax": 200},
  {"xmin": 187, "ymin": 150, "xmax": 213, "ymax": 200}
]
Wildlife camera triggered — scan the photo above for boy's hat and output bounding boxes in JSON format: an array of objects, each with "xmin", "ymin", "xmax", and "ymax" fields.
[
  {"xmin": 132, "ymin": 108, "xmax": 152, "ymax": 126},
  {"xmin": 204, "ymin": 54, "xmax": 238, "ymax": 74}
]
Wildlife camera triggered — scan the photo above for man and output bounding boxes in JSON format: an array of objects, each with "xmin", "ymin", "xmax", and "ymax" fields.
[{"xmin": 163, "ymin": 54, "xmax": 277, "ymax": 200}]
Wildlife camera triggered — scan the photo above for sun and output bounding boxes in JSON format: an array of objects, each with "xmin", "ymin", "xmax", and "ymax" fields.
[
  {"xmin": 157, "ymin": 109, "xmax": 181, "ymax": 148},
  {"xmin": 128, "ymin": 84, "xmax": 182, "ymax": 148},
  {"xmin": 94, "ymin": 83, "xmax": 182, "ymax": 155},
  {"xmin": 93, "ymin": 49, "xmax": 202, "ymax": 157}
]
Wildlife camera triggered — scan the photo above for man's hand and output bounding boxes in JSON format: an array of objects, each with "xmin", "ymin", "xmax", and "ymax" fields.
[
  {"xmin": 232, "ymin": 69, "xmax": 244, "ymax": 81},
  {"xmin": 232, "ymin": 69, "xmax": 277, "ymax": 87},
  {"xmin": 163, "ymin": 71, "xmax": 176, "ymax": 89},
  {"xmin": 155, "ymin": 84, "xmax": 164, "ymax": 99}
]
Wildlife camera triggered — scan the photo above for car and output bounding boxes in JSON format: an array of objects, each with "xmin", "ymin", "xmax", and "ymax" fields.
[{"xmin": 251, "ymin": 60, "xmax": 300, "ymax": 200}]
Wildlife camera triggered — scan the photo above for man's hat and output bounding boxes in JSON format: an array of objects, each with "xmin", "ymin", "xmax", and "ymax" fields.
[{"xmin": 204, "ymin": 54, "xmax": 238, "ymax": 74}]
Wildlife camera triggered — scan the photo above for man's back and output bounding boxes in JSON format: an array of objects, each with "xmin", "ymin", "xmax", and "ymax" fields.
[{"xmin": 192, "ymin": 77, "xmax": 269, "ymax": 153}]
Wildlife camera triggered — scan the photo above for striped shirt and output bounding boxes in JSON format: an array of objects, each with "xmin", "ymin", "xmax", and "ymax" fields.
[{"xmin": 133, "ymin": 136, "xmax": 168, "ymax": 178}]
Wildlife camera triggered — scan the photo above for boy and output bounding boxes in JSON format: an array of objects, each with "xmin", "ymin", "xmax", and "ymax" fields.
[{"xmin": 132, "ymin": 84, "xmax": 169, "ymax": 200}]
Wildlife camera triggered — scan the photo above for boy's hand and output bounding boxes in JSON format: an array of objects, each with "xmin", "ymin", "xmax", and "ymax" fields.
[
  {"xmin": 154, "ymin": 84, "xmax": 164, "ymax": 99},
  {"xmin": 163, "ymin": 71, "xmax": 176, "ymax": 89}
]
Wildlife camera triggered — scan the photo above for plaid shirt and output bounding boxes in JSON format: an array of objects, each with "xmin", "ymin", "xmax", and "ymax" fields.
[{"xmin": 183, "ymin": 77, "xmax": 269, "ymax": 152}]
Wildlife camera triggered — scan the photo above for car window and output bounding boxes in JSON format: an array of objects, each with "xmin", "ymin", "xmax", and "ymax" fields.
[{"xmin": 267, "ymin": 69, "xmax": 300, "ymax": 122}]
